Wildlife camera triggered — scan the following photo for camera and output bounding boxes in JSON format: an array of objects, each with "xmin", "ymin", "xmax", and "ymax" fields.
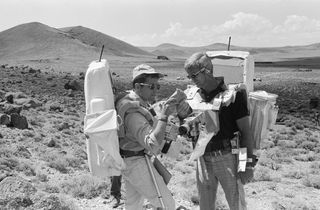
[{"xmin": 178, "ymin": 112, "xmax": 203, "ymax": 136}]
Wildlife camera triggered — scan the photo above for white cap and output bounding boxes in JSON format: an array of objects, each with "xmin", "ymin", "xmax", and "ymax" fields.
[{"xmin": 132, "ymin": 64, "xmax": 163, "ymax": 80}]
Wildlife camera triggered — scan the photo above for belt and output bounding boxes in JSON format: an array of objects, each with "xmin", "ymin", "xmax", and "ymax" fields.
[
  {"xmin": 204, "ymin": 146, "xmax": 232, "ymax": 157},
  {"xmin": 120, "ymin": 149, "xmax": 145, "ymax": 158}
]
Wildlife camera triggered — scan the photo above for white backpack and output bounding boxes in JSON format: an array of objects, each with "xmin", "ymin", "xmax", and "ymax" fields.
[{"xmin": 84, "ymin": 59, "xmax": 125, "ymax": 177}]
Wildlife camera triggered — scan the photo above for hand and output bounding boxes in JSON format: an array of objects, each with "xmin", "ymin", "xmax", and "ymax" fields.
[
  {"xmin": 161, "ymin": 98, "xmax": 177, "ymax": 116},
  {"xmin": 238, "ymin": 167, "xmax": 254, "ymax": 185}
]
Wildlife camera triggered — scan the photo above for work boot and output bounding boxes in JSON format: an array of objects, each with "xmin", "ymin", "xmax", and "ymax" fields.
[{"xmin": 112, "ymin": 195, "xmax": 122, "ymax": 209}]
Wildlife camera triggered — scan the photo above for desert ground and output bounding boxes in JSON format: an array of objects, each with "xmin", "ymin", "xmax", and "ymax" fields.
[{"xmin": 0, "ymin": 54, "xmax": 320, "ymax": 210}]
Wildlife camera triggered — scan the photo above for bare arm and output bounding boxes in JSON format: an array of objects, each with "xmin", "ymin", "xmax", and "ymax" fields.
[{"xmin": 236, "ymin": 116, "xmax": 254, "ymax": 158}]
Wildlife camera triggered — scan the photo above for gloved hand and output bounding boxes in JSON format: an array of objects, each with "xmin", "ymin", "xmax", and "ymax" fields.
[
  {"xmin": 177, "ymin": 101, "xmax": 191, "ymax": 119},
  {"xmin": 161, "ymin": 98, "xmax": 178, "ymax": 117},
  {"xmin": 238, "ymin": 167, "xmax": 254, "ymax": 185}
]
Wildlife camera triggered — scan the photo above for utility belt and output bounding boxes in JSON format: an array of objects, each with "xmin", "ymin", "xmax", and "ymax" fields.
[
  {"xmin": 120, "ymin": 149, "xmax": 145, "ymax": 158},
  {"xmin": 204, "ymin": 145, "xmax": 232, "ymax": 157},
  {"xmin": 204, "ymin": 134, "xmax": 239, "ymax": 157}
]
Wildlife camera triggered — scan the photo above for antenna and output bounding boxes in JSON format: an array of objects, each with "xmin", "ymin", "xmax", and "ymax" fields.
[
  {"xmin": 99, "ymin": 45, "xmax": 104, "ymax": 62},
  {"xmin": 227, "ymin": 36, "xmax": 231, "ymax": 51}
]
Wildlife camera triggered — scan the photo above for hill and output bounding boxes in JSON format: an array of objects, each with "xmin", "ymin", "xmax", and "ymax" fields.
[
  {"xmin": 0, "ymin": 22, "xmax": 99, "ymax": 58},
  {"xmin": 0, "ymin": 22, "xmax": 153, "ymax": 72},
  {"xmin": 60, "ymin": 26, "xmax": 152, "ymax": 57}
]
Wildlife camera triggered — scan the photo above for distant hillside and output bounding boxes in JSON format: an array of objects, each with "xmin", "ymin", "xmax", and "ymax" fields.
[
  {"xmin": 0, "ymin": 22, "xmax": 98, "ymax": 60},
  {"xmin": 60, "ymin": 26, "xmax": 152, "ymax": 57},
  {"xmin": 140, "ymin": 42, "xmax": 320, "ymax": 62},
  {"xmin": 140, "ymin": 43, "xmax": 243, "ymax": 59},
  {"xmin": 0, "ymin": 22, "xmax": 153, "ymax": 72}
]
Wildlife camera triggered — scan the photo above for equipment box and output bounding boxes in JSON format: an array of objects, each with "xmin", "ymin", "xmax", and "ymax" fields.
[{"xmin": 206, "ymin": 51, "xmax": 254, "ymax": 92}]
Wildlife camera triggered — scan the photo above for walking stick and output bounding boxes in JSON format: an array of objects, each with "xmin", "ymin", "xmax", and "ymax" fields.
[{"xmin": 145, "ymin": 154, "xmax": 166, "ymax": 210}]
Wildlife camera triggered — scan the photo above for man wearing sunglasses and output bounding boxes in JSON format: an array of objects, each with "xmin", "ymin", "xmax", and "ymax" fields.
[
  {"xmin": 183, "ymin": 52, "xmax": 255, "ymax": 210},
  {"xmin": 116, "ymin": 64, "xmax": 177, "ymax": 210}
]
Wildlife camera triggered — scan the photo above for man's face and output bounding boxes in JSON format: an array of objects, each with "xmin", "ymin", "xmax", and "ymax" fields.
[
  {"xmin": 137, "ymin": 77, "xmax": 160, "ymax": 103},
  {"xmin": 186, "ymin": 67, "xmax": 207, "ymax": 88}
]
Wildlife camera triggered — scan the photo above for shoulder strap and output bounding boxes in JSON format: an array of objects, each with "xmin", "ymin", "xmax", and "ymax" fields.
[{"xmin": 117, "ymin": 95, "xmax": 154, "ymax": 138}]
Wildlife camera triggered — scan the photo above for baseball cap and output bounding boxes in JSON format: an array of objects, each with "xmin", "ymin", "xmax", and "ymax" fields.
[{"xmin": 132, "ymin": 64, "xmax": 163, "ymax": 80}]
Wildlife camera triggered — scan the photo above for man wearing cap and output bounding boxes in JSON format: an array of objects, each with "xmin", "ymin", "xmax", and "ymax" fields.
[{"xmin": 116, "ymin": 64, "xmax": 176, "ymax": 210}]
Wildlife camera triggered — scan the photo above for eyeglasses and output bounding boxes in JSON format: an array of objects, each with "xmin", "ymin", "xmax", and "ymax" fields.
[
  {"xmin": 187, "ymin": 68, "xmax": 206, "ymax": 79},
  {"xmin": 139, "ymin": 83, "xmax": 161, "ymax": 90}
]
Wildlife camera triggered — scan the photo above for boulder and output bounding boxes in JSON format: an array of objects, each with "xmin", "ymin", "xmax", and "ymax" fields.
[
  {"xmin": 157, "ymin": 55, "xmax": 169, "ymax": 60},
  {"xmin": 64, "ymin": 80, "xmax": 81, "ymax": 91},
  {"xmin": 79, "ymin": 72, "xmax": 85, "ymax": 80},
  {"xmin": 10, "ymin": 113, "xmax": 28, "ymax": 129},
  {"xmin": 309, "ymin": 97, "xmax": 319, "ymax": 109},
  {"xmin": 5, "ymin": 93, "xmax": 14, "ymax": 103},
  {"xmin": 0, "ymin": 114, "xmax": 10, "ymax": 125},
  {"xmin": 14, "ymin": 98, "xmax": 42, "ymax": 109}
]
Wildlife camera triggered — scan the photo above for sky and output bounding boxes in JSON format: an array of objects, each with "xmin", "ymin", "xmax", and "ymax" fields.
[{"xmin": 1, "ymin": 0, "xmax": 320, "ymax": 47}]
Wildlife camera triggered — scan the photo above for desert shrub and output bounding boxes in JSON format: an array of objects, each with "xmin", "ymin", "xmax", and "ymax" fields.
[
  {"xmin": 13, "ymin": 145, "xmax": 32, "ymax": 159},
  {"xmin": 21, "ymin": 130, "xmax": 35, "ymax": 138},
  {"xmin": 59, "ymin": 175, "xmax": 109, "ymax": 199},
  {"xmin": 33, "ymin": 133, "xmax": 43, "ymax": 142},
  {"xmin": 284, "ymin": 120, "xmax": 294, "ymax": 128},
  {"xmin": 258, "ymin": 155, "xmax": 281, "ymax": 170},
  {"xmin": 294, "ymin": 137, "xmax": 304, "ymax": 146},
  {"xmin": 0, "ymin": 157, "xmax": 19, "ymax": 170},
  {"xmin": 314, "ymin": 146, "xmax": 320, "ymax": 153},
  {"xmin": 65, "ymin": 155, "xmax": 84, "ymax": 169},
  {"xmin": 294, "ymin": 152, "xmax": 316, "ymax": 162},
  {"xmin": 308, "ymin": 136, "xmax": 319, "ymax": 143},
  {"xmin": 298, "ymin": 141, "xmax": 317, "ymax": 151},
  {"xmin": 3, "ymin": 197, "xmax": 33, "ymax": 209},
  {"xmin": 43, "ymin": 184, "xmax": 60, "ymax": 193},
  {"xmin": 16, "ymin": 161, "xmax": 36, "ymax": 176},
  {"xmin": 260, "ymin": 140, "xmax": 275, "ymax": 149},
  {"xmin": 264, "ymin": 147, "xmax": 293, "ymax": 164},
  {"xmin": 36, "ymin": 173, "xmax": 48, "ymax": 182},
  {"xmin": 0, "ymin": 147, "xmax": 13, "ymax": 158},
  {"xmin": 284, "ymin": 170, "xmax": 305, "ymax": 179},
  {"xmin": 44, "ymin": 153, "xmax": 69, "ymax": 173},
  {"xmin": 309, "ymin": 162, "xmax": 320, "ymax": 175},
  {"xmin": 310, "ymin": 161, "xmax": 320, "ymax": 169},
  {"xmin": 302, "ymin": 174, "xmax": 320, "ymax": 189},
  {"xmin": 294, "ymin": 123, "xmax": 305, "ymax": 130},
  {"xmin": 283, "ymin": 190, "xmax": 295, "ymax": 198},
  {"xmin": 73, "ymin": 148, "xmax": 87, "ymax": 161},
  {"xmin": 62, "ymin": 129, "xmax": 73, "ymax": 136},
  {"xmin": 289, "ymin": 127, "xmax": 298, "ymax": 135},
  {"xmin": 291, "ymin": 148, "xmax": 308, "ymax": 155},
  {"xmin": 32, "ymin": 194, "xmax": 76, "ymax": 210},
  {"xmin": 277, "ymin": 140, "xmax": 297, "ymax": 148},
  {"xmin": 253, "ymin": 166, "xmax": 273, "ymax": 181}
]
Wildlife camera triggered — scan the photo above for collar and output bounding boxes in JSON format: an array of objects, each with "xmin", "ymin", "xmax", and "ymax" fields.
[
  {"xmin": 130, "ymin": 90, "xmax": 151, "ymax": 109},
  {"xmin": 200, "ymin": 79, "xmax": 226, "ymax": 102}
]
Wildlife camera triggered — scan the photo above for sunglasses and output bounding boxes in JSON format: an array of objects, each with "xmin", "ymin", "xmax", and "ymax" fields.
[
  {"xmin": 139, "ymin": 83, "xmax": 161, "ymax": 90},
  {"xmin": 187, "ymin": 68, "xmax": 206, "ymax": 79}
]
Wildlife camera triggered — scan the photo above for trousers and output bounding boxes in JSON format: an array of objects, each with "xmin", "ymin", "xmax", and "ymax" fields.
[
  {"xmin": 122, "ymin": 156, "xmax": 175, "ymax": 210},
  {"xmin": 197, "ymin": 153, "xmax": 247, "ymax": 210},
  {"xmin": 110, "ymin": 176, "xmax": 122, "ymax": 198}
]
